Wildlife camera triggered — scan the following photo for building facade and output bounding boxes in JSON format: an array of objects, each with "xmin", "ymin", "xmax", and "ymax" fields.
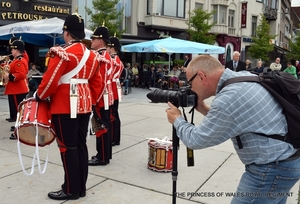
[
  {"xmin": 0, "ymin": 0, "xmax": 72, "ymax": 65},
  {"xmin": 74, "ymin": 0, "xmax": 298, "ymax": 66},
  {"xmin": 0, "ymin": 0, "xmax": 296, "ymax": 67}
]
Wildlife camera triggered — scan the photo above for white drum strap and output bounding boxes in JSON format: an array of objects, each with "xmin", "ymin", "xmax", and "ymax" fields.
[
  {"xmin": 34, "ymin": 123, "xmax": 50, "ymax": 174},
  {"xmin": 17, "ymin": 103, "xmax": 51, "ymax": 176},
  {"xmin": 17, "ymin": 125, "xmax": 51, "ymax": 176},
  {"xmin": 16, "ymin": 109, "xmax": 34, "ymax": 175},
  {"xmin": 17, "ymin": 140, "xmax": 35, "ymax": 176}
]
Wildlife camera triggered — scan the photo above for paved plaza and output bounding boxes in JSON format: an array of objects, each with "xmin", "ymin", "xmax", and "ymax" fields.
[{"xmin": 0, "ymin": 87, "xmax": 298, "ymax": 204}]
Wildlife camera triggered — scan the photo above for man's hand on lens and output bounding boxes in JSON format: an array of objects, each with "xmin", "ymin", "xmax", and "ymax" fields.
[{"xmin": 166, "ymin": 102, "xmax": 182, "ymax": 124}]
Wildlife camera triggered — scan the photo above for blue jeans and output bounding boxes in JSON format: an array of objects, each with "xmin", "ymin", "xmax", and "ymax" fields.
[
  {"xmin": 123, "ymin": 79, "xmax": 129, "ymax": 92},
  {"xmin": 231, "ymin": 157, "xmax": 300, "ymax": 204}
]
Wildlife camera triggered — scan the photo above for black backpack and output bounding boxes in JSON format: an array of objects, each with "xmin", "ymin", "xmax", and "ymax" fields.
[{"xmin": 221, "ymin": 69, "xmax": 300, "ymax": 149}]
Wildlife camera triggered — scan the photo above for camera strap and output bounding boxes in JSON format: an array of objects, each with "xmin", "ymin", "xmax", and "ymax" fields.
[
  {"xmin": 181, "ymin": 106, "xmax": 196, "ymax": 167},
  {"xmin": 182, "ymin": 106, "xmax": 196, "ymax": 125}
]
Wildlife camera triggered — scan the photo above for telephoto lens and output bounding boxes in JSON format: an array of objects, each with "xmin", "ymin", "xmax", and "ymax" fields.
[{"xmin": 146, "ymin": 87, "xmax": 197, "ymax": 107}]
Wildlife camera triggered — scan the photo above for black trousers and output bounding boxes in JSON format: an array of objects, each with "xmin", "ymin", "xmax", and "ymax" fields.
[
  {"xmin": 8, "ymin": 93, "xmax": 27, "ymax": 120},
  {"xmin": 51, "ymin": 113, "xmax": 90, "ymax": 195},
  {"xmin": 111, "ymin": 100, "xmax": 121, "ymax": 144},
  {"xmin": 96, "ymin": 107, "xmax": 111, "ymax": 162}
]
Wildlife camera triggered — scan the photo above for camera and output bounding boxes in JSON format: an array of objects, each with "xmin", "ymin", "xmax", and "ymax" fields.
[{"xmin": 147, "ymin": 87, "xmax": 197, "ymax": 107}]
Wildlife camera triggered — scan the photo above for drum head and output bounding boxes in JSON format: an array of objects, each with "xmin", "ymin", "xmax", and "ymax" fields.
[{"xmin": 16, "ymin": 125, "xmax": 55, "ymax": 147}]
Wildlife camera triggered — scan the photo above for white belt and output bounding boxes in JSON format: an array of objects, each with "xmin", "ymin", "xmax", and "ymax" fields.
[
  {"xmin": 62, "ymin": 79, "xmax": 88, "ymax": 84},
  {"xmin": 107, "ymin": 79, "xmax": 111, "ymax": 84}
]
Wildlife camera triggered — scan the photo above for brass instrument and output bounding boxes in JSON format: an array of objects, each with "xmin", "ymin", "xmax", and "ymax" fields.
[{"xmin": 0, "ymin": 55, "xmax": 12, "ymax": 86}]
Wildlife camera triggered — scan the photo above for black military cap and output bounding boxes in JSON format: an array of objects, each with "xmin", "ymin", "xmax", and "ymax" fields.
[
  {"xmin": 63, "ymin": 14, "xmax": 85, "ymax": 40},
  {"xmin": 10, "ymin": 40, "xmax": 25, "ymax": 52},
  {"xmin": 91, "ymin": 26, "xmax": 110, "ymax": 44},
  {"xmin": 108, "ymin": 36, "xmax": 121, "ymax": 52},
  {"xmin": 9, "ymin": 35, "xmax": 21, "ymax": 45}
]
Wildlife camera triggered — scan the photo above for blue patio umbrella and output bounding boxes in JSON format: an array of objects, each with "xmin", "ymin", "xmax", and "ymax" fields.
[
  {"xmin": 121, "ymin": 37, "xmax": 225, "ymax": 71},
  {"xmin": 122, "ymin": 37, "xmax": 225, "ymax": 54}
]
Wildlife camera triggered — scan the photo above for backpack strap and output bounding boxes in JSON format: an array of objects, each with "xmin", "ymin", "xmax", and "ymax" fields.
[
  {"xmin": 220, "ymin": 75, "xmax": 260, "ymax": 90},
  {"xmin": 221, "ymin": 75, "xmax": 285, "ymax": 149},
  {"xmin": 236, "ymin": 136, "xmax": 243, "ymax": 149},
  {"xmin": 273, "ymin": 72, "xmax": 293, "ymax": 103}
]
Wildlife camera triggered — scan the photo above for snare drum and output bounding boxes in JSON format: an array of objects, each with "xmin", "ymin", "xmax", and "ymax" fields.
[
  {"xmin": 15, "ymin": 98, "xmax": 55, "ymax": 147},
  {"xmin": 148, "ymin": 139, "xmax": 173, "ymax": 172}
]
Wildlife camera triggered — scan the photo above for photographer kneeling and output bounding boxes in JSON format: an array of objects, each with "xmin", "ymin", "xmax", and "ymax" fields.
[{"xmin": 165, "ymin": 55, "xmax": 300, "ymax": 204}]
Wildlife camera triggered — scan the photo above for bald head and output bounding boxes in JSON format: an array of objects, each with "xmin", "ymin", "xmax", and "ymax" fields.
[{"xmin": 187, "ymin": 55, "xmax": 224, "ymax": 75}]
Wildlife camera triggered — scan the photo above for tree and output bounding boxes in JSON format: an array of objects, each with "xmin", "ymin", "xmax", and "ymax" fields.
[
  {"xmin": 248, "ymin": 14, "xmax": 276, "ymax": 62},
  {"xmin": 86, "ymin": 0, "xmax": 125, "ymax": 38},
  {"xmin": 287, "ymin": 30, "xmax": 300, "ymax": 61},
  {"xmin": 186, "ymin": 7, "xmax": 216, "ymax": 44}
]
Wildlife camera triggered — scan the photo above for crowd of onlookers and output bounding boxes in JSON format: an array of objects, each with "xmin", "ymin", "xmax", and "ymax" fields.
[
  {"xmin": 120, "ymin": 52, "xmax": 300, "ymax": 94},
  {"xmin": 120, "ymin": 55, "xmax": 192, "ymax": 93},
  {"xmin": 225, "ymin": 51, "xmax": 300, "ymax": 79},
  {"xmin": 119, "ymin": 62, "xmax": 183, "ymax": 93}
]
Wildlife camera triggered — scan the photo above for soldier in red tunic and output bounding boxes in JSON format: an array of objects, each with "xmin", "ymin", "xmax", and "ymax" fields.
[
  {"xmin": 8, "ymin": 36, "xmax": 31, "ymax": 133},
  {"xmin": 107, "ymin": 36, "xmax": 124, "ymax": 146},
  {"xmin": 8, "ymin": 36, "xmax": 30, "ymax": 64},
  {"xmin": 88, "ymin": 26, "xmax": 113, "ymax": 166},
  {"xmin": 35, "ymin": 13, "xmax": 102, "ymax": 200},
  {"xmin": 3, "ymin": 40, "xmax": 29, "ymax": 139},
  {"xmin": 6, "ymin": 36, "xmax": 30, "ymax": 134}
]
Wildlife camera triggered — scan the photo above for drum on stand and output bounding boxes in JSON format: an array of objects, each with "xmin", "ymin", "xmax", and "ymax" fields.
[{"xmin": 148, "ymin": 138, "xmax": 173, "ymax": 172}]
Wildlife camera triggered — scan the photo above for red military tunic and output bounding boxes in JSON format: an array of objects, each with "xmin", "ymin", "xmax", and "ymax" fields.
[
  {"xmin": 37, "ymin": 42, "xmax": 102, "ymax": 115},
  {"xmin": 4, "ymin": 55, "xmax": 29, "ymax": 95},
  {"xmin": 111, "ymin": 54, "xmax": 124, "ymax": 101},
  {"xmin": 95, "ymin": 48, "xmax": 113, "ymax": 109}
]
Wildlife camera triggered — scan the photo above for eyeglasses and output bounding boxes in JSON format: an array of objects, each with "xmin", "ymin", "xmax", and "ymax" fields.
[{"xmin": 187, "ymin": 72, "xmax": 198, "ymax": 86}]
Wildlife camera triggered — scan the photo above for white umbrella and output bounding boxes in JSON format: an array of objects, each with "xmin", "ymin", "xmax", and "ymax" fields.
[{"xmin": 0, "ymin": 17, "xmax": 92, "ymax": 47}]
